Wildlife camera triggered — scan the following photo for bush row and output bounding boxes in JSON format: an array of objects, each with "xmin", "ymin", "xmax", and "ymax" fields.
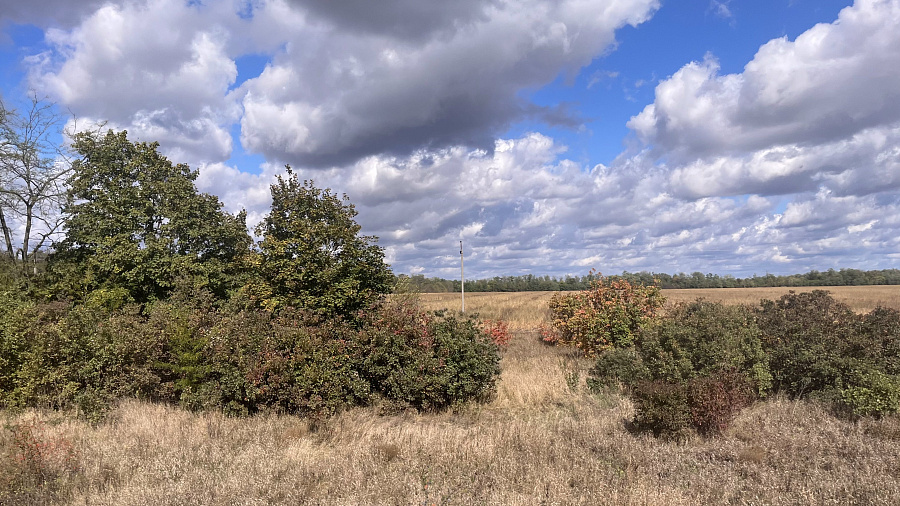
[
  {"xmin": 581, "ymin": 290, "xmax": 900, "ymax": 438},
  {"xmin": 0, "ymin": 290, "xmax": 501, "ymax": 420}
]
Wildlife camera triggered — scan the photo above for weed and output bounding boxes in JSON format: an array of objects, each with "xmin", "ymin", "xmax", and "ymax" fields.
[{"xmin": 0, "ymin": 418, "xmax": 81, "ymax": 505}]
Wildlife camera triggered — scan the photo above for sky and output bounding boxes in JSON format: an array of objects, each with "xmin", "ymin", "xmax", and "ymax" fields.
[{"xmin": 2, "ymin": 0, "xmax": 899, "ymax": 279}]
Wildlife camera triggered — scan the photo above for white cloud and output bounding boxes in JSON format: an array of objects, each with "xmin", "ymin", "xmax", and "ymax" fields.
[
  {"xmin": 710, "ymin": 1, "xmax": 733, "ymax": 19},
  {"xmin": 28, "ymin": 0, "xmax": 246, "ymax": 165},
  {"xmin": 630, "ymin": 0, "xmax": 900, "ymax": 166},
  {"xmin": 189, "ymin": 131, "xmax": 900, "ymax": 278},
  {"xmin": 27, "ymin": 0, "xmax": 660, "ymax": 169},
  {"xmin": 11, "ymin": 0, "xmax": 900, "ymax": 278},
  {"xmin": 610, "ymin": 0, "xmax": 900, "ymax": 275},
  {"xmin": 238, "ymin": 0, "xmax": 661, "ymax": 166}
]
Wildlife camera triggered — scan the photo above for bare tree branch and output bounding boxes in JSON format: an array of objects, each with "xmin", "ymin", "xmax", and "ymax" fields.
[{"xmin": 0, "ymin": 94, "xmax": 74, "ymax": 277}]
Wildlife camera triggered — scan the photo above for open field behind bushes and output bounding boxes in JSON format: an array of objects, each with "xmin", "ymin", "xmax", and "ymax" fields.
[
  {"xmin": 4, "ymin": 287, "xmax": 900, "ymax": 504},
  {"xmin": 420, "ymin": 285, "xmax": 900, "ymax": 330}
]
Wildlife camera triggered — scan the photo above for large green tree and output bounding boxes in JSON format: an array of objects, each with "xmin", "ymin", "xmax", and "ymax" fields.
[
  {"xmin": 46, "ymin": 130, "xmax": 251, "ymax": 303},
  {"xmin": 251, "ymin": 167, "xmax": 393, "ymax": 318}
]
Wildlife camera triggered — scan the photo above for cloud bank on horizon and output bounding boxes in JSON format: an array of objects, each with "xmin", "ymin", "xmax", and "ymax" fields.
[{"xmin": 2, "ymin": 0, "xmax": 898, "ymax": 279}]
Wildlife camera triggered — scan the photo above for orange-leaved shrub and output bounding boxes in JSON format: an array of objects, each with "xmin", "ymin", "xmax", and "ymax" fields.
[{"xmin": 541, "ymin": 274, "xmax": 664, "ymax": 356}]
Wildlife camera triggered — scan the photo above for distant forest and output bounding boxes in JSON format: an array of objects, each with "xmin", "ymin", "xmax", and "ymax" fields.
[{"xmin": 399, "ymin": 268, "xmax": 900, "ymax": 292}]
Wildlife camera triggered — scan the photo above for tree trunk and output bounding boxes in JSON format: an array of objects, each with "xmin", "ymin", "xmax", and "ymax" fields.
[
  {"xmin": 21, "ymin": 203, "xmax": 34, "ymax": 275},
  {"xmin": 0, "ymin": 206, "xmax": 14, "ymax": 260}
]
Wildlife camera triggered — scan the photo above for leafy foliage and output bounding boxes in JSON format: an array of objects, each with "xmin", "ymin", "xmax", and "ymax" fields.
[
  {"xmin": 629, "ymin": 380, "xmax": 692, "ymax": 439},
  {"xmin": 250, "ymin": 168, "xmax": 393, "ymax": 319},
  {"xmin": 755, "ymin": 290, "xmax": 900, "ymax": 417},
  {"xmin": 356, "ymin": 301, "xmax": 501, "ymax": 411},
  {"xmin": 686, "ymin": 369, "xmax": 755, "ymax": 436},
  {"xmin": 629, "ymin": 369, "xmax": 755, "ymax": 439},
  {"xmin": 482, "ymin": 319, "xmax": 511, "ymax": 347},
  {"xmin": 46, "ymin": 130, "xmax": 251, "ymax": 303},
  {"xmin": 617, "ymin": 290, "xmax": 900, "ymax": 438},
  {"xmin": 755, "ymin": 290, "xmax": 855, "ymax": 397},
  {"xmin": 0, "ymin": 291, "xmax": 500, "ymax": 418},
  {"xmin": 541, "ymin": 274, "xmax": 664, "ymax": 356},
  {"xmin": 636, "ymin": 300, "xmax": 772, "ymax": 396},
  {"xmin": 839, "ymin": 368, "xmax": 900, "ymax": 418},
  {"xmin": 586, "ymin": 348, "xmax": 649, "ymax": 391}
]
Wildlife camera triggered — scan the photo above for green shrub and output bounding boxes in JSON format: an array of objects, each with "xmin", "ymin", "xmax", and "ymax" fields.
[
  {"xmin": 145, "ymin": 304, "xmax": 371, "ymax": 417},
  {"xmin": 840, "ymin": 368, "xmax": 900, "ymax": 418},
  {"xmin": 247, "ymin": 313, "xmax": 370, "ymax": 417},
  {"xmin": 587, "ymin": 348, "xmax": 649, "ymax": 392},
  {"xmin": 0, "ymin": 300, "xmax": 172, "ymax": 419},
  {"xmin": 427, "ymin": 311, "xmax": 502, "ymax": 407},
  {"xmin": 854, "ymin": 307, "xmax": 900, "ymax": 376},
  {"xmin": 637, "ymin": 300, "xmax": 771, "ymax": 396},
  {"xmin": 629, "ymin": 380, "xmax": 692, "ymax": 439},
  {"xmin": 146, "ymin": 302, "xmax": 216, "ymax": 409},
  {"xmin": 752, "ymin": 291, "xmax": 900, "ymax": 419},
  {"xmin": 0, "ymin": 292, "xmax": 34, "ymax": 406},
  {"xmin": 8, "ymin": 302, "xmax": 100, "ymax": 412},
  {"xmin": 542, "ymin": 275, "xmax": 664, "ymax": 357},
  {"xmin": 358, "ymin": 302, "xmax": 501, "ymax": 411},
  {"xmin": 756, "ymin": 290, "xmax": 855, "ymax": 397},
  {"xmin": 630, "ymin": 370, "xmax": 755, "ymax": 439},
  {"xmin": 0, "ymin": 289, "xmax": 500, "ymax": 418}
]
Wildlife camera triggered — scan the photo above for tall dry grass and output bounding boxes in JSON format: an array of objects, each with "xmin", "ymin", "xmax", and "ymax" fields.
[
  {"xmin": 662, "ymin": 285, "xmax": 900, "ymax": 313},
  {"xmin": 4, "ymin": 287, "xmax": 900, "ymax": 504},
  {"xmin": 420, "ymin": 286, "xmax": 900, "ymax": 329}
]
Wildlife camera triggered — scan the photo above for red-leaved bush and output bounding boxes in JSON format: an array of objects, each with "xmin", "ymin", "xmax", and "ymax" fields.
[{"xmin": 482, "ymin": 319, "xmax": 511, "ymax": 347}]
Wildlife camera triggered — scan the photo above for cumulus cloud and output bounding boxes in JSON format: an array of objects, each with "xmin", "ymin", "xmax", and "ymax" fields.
[
  {"xmin": 27, "ymin": 0, "xmax": 247, "ymax": 165},
  {"xmin": 239, "ymin": 0, "xmax": 661, "ymax": 167},
  {"xmin": 0, "ymin": 0, "xmax": 109, "ymax": 27},
  {"xmin": 292, "ymin": 0, "xmax": 499, "ymax": 42},
  {"xmin": 597, "ymin": 0, "xmax": 900, "ymax": 276},
  {"xmin": 12, "ymin": 0, "xmax": 900, "ymax": 277},
  {"xmin": 630, "ymin": 0, "xmax": 900, "ymax": 168},
  {"xmin": 192, "ymin": 131, "xmax": 900, "ymax": 278},
  {"xmin": 27, "ymin": 0, "xmax": 659, "ymax": 168}
]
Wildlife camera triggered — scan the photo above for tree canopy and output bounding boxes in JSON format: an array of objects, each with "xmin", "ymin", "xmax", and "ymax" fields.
[
  {"xmin": 46, "ymin": 130, "xmax": 251, "ymax": 303},
  {"xmin": 250, "ymin": 167, "xmax": 393, "ymax": 318}
]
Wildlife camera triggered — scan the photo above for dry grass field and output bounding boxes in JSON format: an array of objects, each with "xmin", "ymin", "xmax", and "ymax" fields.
[
  {"xmin": 4, "ymin": 286, "xmax": 900, "ymax": 505},
  {"xmin": 420, "ymin": 285, "xmax": 900, "ymax": 330}
]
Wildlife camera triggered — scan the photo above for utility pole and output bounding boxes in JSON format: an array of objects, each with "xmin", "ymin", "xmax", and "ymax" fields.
[{"xmin": 460, "ymin": 240, "xmax": 465, "ymax": 313}]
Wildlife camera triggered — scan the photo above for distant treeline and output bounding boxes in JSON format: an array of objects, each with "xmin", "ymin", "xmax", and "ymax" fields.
[{"xmin": 398, "ymin": 268, "xmax": 900, "ymax": 292}]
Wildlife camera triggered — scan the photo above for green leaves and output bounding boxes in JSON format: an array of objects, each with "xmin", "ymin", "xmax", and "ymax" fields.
[
  {"xmin": 46, "ymin": 130, "xmax": 251, "ymax": 303},
  {"xmin": 252, "ymin": 168, "xmax": 393, "ymax": 319}
]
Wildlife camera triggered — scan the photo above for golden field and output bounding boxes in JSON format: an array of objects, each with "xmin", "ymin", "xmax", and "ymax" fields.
[
  {"xmin": 420, "ymin": 285, "xmax": 900, "ymax": 330},
  {"xmin": 3, "ymin": 286, "xmax": 900, "ymax": 505}
]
